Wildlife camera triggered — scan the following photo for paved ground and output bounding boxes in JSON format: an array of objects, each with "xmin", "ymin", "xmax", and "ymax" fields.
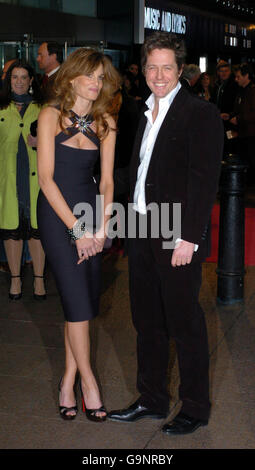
[
  {"xmin": 0, "ymin": 251, "xmax": 254, "ymax": 452},
  {"xmin": 0, "ymin": 187, "xmax": 254, "ymax": 455}
]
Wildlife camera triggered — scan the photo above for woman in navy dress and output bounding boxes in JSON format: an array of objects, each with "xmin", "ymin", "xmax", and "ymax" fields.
[{"xmin": 37, "ymin": 48, "xmax": 120, "ymax": 421}]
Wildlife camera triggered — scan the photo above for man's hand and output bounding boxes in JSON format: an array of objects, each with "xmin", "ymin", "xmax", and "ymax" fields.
[
  {"xmin": 171, "ymin": 240, "xmax": 195, "ymax": 267},
  {"xmin": 229, "ymin": 116, "xmax": 237, "ymax": 126},
  {"xmin": 220, "ymin": 113, "xmax": 230, "ymax": 121}
]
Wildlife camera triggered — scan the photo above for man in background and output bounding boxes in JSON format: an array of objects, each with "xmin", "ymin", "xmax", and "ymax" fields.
[
  {"xmin": 228, "ymin": 63, "xmax": 255, "ymax": 184},
  {"xmin": 36, "ymin": 41, "xmax": 63, "ymax": 100},
  {"xmin": 211, "ymin": 60, "xmax": 239, "ymax": 156},
  {"xmin": 180, "ymin": 63, "xmax": 201, "ymax": 92}
]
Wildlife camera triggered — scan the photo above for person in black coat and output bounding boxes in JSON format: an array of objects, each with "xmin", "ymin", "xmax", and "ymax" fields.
[
  {"xmin": 180, "ymin": 63, "xmax": 201, "ymax": 93},
  {"xmin": 226, "ymin": 63, "xmax": 255, "ymax": 184},
  {"xmin": 108, "ymin": 32, "xmax": 224, "ymax": 435},
  {"xmin": 211, "ymin": 61, "xmax": 239, "ymax": 156}
]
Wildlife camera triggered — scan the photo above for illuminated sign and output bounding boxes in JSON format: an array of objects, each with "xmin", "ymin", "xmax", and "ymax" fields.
[{"xmin": 144, "ymin": 7, "xmax": 186, "ymax": 35}]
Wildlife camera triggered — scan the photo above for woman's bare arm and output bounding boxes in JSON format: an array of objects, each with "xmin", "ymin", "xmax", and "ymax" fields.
[
  {"xmin": 37, "ymin": 106, "xmax": 77, "ymax": 229},
  {"xmin": 94, "ymin": 115, "xmax": 116, "ymax": 250}
]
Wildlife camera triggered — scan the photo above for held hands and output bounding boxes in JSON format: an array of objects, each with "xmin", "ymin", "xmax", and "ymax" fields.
[
  {"xmin": 93, "ymin": 228, "xmax": 107, "ymax": 254},
  {"xmin": 75, "ymin": 229, "xmax": 106, "ymax": 264},
  {"xmin": 171, "ymin": 240, "xmax": 195, "ymax": 267}
]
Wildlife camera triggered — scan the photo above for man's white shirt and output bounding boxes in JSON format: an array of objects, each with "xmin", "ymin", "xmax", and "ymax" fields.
[
  {"xmin": 133, "ymin": 81, "xmax": 198, "ymax": 251},
  {"xmin": 133, "ymin": 81, "xmax": 181, "ymax": 215},
  {"xmin": 47, "ymin": 66, "xmax": 60, "ymax": 78}
]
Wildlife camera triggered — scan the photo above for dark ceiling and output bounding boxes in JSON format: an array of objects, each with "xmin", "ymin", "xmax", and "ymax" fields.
[{"xmin": 179, "ymin": 0, "xmax": 255, "ymax": 22}]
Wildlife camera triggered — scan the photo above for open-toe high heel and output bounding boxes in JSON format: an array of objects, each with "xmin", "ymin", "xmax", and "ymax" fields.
[
  {"xmin": 58, "ymin": 378, "xmax": 78, "ymax": 421},
  {"xmin": 9, "ymin": 275, "xmax": 22, "ymax": 300},
  {"xmin": 80, "ymin": 382, "xmax": 107, "ymax": 422},
  {"xmin": 33, "ymin": 275, "xmax": 46, "ymax": 301}
]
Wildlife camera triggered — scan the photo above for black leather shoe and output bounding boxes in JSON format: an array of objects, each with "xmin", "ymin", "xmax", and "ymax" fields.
[
  {"xmin": 107, "ymin": 399, "xmax": 168, "ymax": 423},
  {"xmin": 162, "ymin": 411, "xmax": 208, "ymax": 435}
]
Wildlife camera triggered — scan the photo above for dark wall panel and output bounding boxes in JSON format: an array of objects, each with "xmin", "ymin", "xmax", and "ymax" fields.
[{"xmin": 0, "ymin": 3, "xmax": 104, "ymax": 43}]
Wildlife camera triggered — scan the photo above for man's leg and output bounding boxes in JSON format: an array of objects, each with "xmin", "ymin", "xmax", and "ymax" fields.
[
  {"xmin": 159, "ymin": 261, "xmax": 210, "ymax": 422},
  {"xmin": 128, "ymin": 237, "xmax": 170, "ymax": 414}
]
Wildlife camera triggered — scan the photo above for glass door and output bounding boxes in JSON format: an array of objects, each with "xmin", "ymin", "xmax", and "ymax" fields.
[{"xmin": 0, "ymin": 42, "xmax": 21, "ymax": 75}]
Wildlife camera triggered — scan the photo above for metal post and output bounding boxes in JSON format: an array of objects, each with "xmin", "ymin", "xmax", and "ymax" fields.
[
  {"xmin": 216, "ymin": 154, "xmax": 248, "ymax": 305},
  {"xmin": 64, "ymin": 41, "xmax": 68, "ymax": 61}
]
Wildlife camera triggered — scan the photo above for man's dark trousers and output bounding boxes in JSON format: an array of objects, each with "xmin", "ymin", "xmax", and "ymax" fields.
[{"xmin": 128, "ymin": 232, "xmax": 210, "ymax": 422}]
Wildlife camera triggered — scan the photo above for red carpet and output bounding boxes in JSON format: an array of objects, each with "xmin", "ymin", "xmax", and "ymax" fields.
[{"xmin": 206, "ymin": 204, "xmax": 255, "ymax": 266}]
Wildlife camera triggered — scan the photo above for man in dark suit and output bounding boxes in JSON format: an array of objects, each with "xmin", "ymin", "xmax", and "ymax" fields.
[
  {"xmin": 212, "ymin": 60, "xmax": 239, "ymax": 116},
  {"xmin": 108, "ymin": 32, "xmax": 224, "ymax": 435},
  {"xmin": 229, "ymin": 63, "xmax": 255, "ymax": 184},
  {"xmin": 36, "ymin": 41, "xmax": 63, "ymax": 101},
  {"xmin": 180, "ymin": 63, "xmax": 201, "ymax": 93},
  {"xmin": 211, "ymin": 60, "xmax": 239, "ymax": 157}
]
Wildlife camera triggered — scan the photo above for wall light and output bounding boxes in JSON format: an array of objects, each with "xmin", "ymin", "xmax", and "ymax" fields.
[{"xmin": 199, "ymin": 56, "xmax": 208, "ymax": 73}]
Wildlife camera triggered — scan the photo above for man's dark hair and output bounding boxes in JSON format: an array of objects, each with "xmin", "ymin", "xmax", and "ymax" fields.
[
  {"xmin": 46, "ymin": 41, "xmax": 63, "ymax": 64},
  {"xmin": 141, "ymin": 32, "xmax": 186, "ymax": 72},
  {"xmin": 237, "ymin": 63, "xmax": 254, "ymax": 81}
]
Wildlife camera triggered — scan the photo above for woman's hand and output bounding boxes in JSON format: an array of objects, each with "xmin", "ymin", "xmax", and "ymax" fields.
[
  {"xmin": 75, "ymin": 233, "xmax": 98, "ymax": 264},
  {"xmin": 27, "ymin": 133, "xmax": 37, "ymax": 147},
  {"xmin": 93, "ymin": 229, "xmax": 107, "ymax": 254}
]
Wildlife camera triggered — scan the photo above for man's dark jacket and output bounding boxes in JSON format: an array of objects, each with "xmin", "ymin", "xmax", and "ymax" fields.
[
  {"xmin": 129, "ymin": 86, "xmax": 224, "ymax": 264},
  {"xmin": 233, "ymin": 82, "xmax": 255, "ymax": 138},
  {"xmin": 211, "ymin": 74, "xmax": 239, "ymax": 114}
]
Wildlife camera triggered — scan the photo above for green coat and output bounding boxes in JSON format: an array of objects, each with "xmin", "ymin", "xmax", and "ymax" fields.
[{"xmin": 0, "ymin": 102, "xmax": 41, "ymax": 229}]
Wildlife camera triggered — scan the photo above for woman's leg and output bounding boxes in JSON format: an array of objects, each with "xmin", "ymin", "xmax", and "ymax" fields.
[
  {"xmin": 27, "ymin": 238, "xmax": 46, "ymax": 295},
  {"xmin": 65, "ymin": 320, "xmax": 106, "ymax": 417},
  {"xmin": 4, "ymin": 239, "xmax": 23, "ymax": 294},
  {"xmin": 58, "ymin": 323, "xmax": 78, "ymax": 416}
]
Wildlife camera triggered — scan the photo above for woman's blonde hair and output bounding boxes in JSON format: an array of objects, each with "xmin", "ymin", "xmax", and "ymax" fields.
[{"xmin": 51, "ymin": 48, "xmax": 122, "ymax": 140}]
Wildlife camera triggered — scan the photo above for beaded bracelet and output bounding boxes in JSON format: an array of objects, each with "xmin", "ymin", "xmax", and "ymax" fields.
[{"xmin": 67, "ymin": 220, "xmax": 87, "ymax": 241}]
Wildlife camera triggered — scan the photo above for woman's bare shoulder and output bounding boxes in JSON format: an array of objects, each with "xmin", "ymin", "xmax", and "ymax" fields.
[{"xmin": 38, "ymin": 105, "xmax": 60, "ymax": 123}]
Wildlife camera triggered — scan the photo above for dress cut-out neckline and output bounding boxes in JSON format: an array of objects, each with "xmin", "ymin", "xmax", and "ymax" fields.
[{"xmin": 55, "ymin": 111, "xmax": 100, "ymax": 151}]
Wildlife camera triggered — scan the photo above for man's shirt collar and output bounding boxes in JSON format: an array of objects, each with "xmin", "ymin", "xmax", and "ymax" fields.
[{"xmin": 145, "ymin": 81, "xmax": 182, "ymax": 112}]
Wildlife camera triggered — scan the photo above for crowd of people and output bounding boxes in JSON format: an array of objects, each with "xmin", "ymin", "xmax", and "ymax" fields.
[
  {"xmin": 0, "ymin": 35, "xmax": 254, "ymax": 434},
  {"xmin": 119, "ymin": 56, "xmax": 255, "ymax": 166},
  {"xmin": 181, "ymin": 59, "xmax": 255, "ymax": 172}
]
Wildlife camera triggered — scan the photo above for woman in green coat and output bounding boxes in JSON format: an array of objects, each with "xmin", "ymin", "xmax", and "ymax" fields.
[{"xmin": 0, "ymin": 59, "xmax": 46, "ymax": 300}]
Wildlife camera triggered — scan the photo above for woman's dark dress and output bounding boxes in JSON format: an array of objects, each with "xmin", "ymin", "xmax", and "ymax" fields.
[{"xmin": 37, "ymin": 115, "xmax": 101, "ymax": 322}]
